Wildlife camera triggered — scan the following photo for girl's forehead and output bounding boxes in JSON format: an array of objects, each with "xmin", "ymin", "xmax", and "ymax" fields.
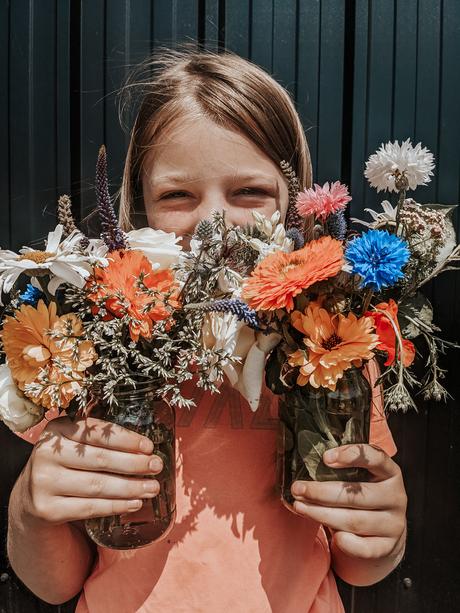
[{"xmin": 144, "ymin": 116, "xmax": 281, "ymax": 181}]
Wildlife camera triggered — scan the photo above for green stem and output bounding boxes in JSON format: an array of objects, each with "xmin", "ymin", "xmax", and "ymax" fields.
[{"xmin": 394, "ymin": 189, "xmax": 406, "ymax": 235}]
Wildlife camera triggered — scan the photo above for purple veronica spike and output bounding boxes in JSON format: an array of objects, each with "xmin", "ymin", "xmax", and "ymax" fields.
[
  {"xmin": 201, "ymin": 298, "xmax": 261, "ymax": 330},
  {"xmin": 96, "ymin": 145, "xmax": 127, "ymax": 251}
]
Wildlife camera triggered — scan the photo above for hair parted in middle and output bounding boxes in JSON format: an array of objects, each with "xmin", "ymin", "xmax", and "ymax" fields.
[{"xmin": 116, "ymin": 44, "xmax": 313, "ymax": 232}]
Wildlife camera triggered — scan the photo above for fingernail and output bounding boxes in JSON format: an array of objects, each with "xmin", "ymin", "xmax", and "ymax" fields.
[
  {"xmin": 149, "ymin": 458, "xmax": 163, "ymax": 473},
  {"xmin": 291, "ymin": 481, "xmax": 306, "ymax": 496},
  {"xmin": 324, "ymin": 449, "xmax": 338, "ymax": 463},
  {"xmin": 139, "ymin": 439, "xmax": 153, "ymax": 453},
  {"xmin": 143, "ymin": 480, "xmax": 159, "ymax": 494},
  {"xmin": 128, "ymin": 500, "xmax": 142, "ymax": 511}
]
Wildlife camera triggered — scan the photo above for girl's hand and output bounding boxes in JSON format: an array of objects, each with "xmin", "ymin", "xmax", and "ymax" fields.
[
  {"xmin": 21, "ymin": 416, "xmax": 164, "ymax": 525},
  {"xmin": 291, "ymin": 444, "xmax": 407, "ymax": 563}
]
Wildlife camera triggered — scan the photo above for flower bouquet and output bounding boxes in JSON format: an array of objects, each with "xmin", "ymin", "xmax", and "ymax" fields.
[
  {"xmin": 235, "ymin": 140, "xmax": 459, "ymax": 507},
  {"xmin": 0, "ymin": 146, "xmax": 294, "ymax": 547}
]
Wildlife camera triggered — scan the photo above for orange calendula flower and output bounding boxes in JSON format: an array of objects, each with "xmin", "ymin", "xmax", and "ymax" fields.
[
  {"xmin": 0, "ymin": 300, "xmax": 97, "ymax": 409},
  {"xmin": 242, "ymin": 236, "xmax": 344, "ymax": 312},
  {"xmin": 288, "ymin": 301, "xmax": 379, "ymax": 390},
  {"xmin": 365, "ymin": 299, "xmax": 415, "ymax": 367},
  {"xmin": 86, "ymin": 250, "xmax": 180, "ymax": 342}
]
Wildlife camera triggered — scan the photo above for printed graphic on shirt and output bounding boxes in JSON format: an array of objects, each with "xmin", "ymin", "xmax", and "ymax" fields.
[{"xmin": 176, "ymin": 385, "xmax": 278, "ymax": 430}]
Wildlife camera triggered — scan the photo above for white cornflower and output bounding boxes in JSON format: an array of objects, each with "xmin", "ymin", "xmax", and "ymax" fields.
[
  {"xmin": 364, "ymin": 138, "xmax": 435, "ymax": 193},
  {"xmin": 0, "ymin": 225, "xmax": 103, "ymax": 301}
]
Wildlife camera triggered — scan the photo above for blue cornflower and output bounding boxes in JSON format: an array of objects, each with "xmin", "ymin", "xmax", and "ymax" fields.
[
  {"xmin": 19, "ymin": 283, "xmax": 44, "ymax": 306},
  {"xmin": 345, "ymin": 230, "xmax": 410, "ymax": 291}
]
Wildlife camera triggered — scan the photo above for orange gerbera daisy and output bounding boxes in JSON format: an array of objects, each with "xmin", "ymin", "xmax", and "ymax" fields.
[
  {"xmin": 365, "ymin": 299, "xmax": 415, "ymax": 367},
  {"xmin": 242, "ymin": 236, "xmax": 344, "ymax": 312},
  {"xmin": 288, "ymin": 301, "xmax": 379, "ymax": 390},
  {"xmin": 0, "ymin": 300, "xmax": 96, "ymax": 409},
  {"xmin": 86, "ymin": 250, "xmax": 180, "ymax": 342}
]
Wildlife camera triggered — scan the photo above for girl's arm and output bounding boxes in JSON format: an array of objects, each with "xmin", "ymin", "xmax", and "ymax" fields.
[{"xmin": 8, "ymin": 471, "xmax": 96, "ymax": 605}]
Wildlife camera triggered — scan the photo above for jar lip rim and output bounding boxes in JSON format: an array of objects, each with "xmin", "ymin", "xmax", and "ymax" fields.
[{"xmin": 91, "ymin": 376, "xmax": 160, "ymax": 398}]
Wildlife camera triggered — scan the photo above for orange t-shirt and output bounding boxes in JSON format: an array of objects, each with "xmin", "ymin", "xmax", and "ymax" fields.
[{"xmin": 19, "ymin": 361, "xmax": 396, "ymax": 613}]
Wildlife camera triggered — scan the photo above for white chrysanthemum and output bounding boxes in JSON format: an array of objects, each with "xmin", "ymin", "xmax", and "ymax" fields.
[
  {"xmin": 0, "ymin": 225, "xmax": 106, "ymax": 301},
  {"xmin": 364, "ymin": 138, "xmax": 435, "ymax": 193}
]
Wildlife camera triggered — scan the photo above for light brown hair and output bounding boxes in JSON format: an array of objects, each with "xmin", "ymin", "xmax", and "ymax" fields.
[{"xmin": 117, "ymin": 46, "xmax": 313, "ymax": 231}]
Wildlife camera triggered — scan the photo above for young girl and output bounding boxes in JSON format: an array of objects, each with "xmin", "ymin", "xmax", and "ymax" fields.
[{"xmin": 7, "ymin": 48, "xmax": 407, "ymax": 613}]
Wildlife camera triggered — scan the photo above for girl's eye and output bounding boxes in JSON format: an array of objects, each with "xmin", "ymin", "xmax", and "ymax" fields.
[
  {"xmin": 160, "ymin": 191, "xmax": 191, "ymax": 199},
  {"xmin": 159, "ymin": 187, "xmax": 270, "ymax": 199},
  {"xmin": 235, "ymin": 188, "xmax": 268, "ymax": 196}
]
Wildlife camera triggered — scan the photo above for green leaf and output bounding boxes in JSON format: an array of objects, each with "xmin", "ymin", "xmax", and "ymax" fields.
[{"xmin": 297, "ymin": 429, "xmax": 336, "ymax": 480}]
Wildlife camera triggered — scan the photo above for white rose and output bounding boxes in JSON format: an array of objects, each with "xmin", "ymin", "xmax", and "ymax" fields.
[
  {"xmin": 126, "ymin": 228, "xmax": 182, "ymax": 269},
  {"xmin": 0, "ymin": 364, "xmax": 45, "ymax": 433}
]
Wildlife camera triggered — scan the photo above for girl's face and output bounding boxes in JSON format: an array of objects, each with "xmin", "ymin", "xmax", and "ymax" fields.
[{"xmin": 141, "ymin": 116, "xmax": 289, "ymax": 247}]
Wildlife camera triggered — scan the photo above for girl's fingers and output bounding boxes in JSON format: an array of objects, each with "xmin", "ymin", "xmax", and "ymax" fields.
[
  {"xmin": 43, "ymin": 416, "xmax": 154, "ymax": 454},
  {"xmin": 52, "ymin": 497, "xmax": 145, "ymax": 523},
  {"xmin": 44, "ymin": 438, "xmax": 163, "ymax": 476},
  {"xmin": 332, "ymin": 532, "xmax": 400, "ymax": 560},
  {"xmin": 322, "ymin": 444, "xmax": 401, "ymax": 482},
  {"xmin": 292, "ymin": 501, "xmax": 404, "ymax": 538},
  {"xmin": 291, "ymin": 479, "xmax": 395, "ymax": 510},
  {"xmin": 53, "ymin": 469, "xmax": 160, "ymax": 500}
]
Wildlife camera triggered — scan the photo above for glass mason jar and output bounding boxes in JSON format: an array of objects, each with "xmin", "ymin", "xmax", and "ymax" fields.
[
  {"xmin": 85, "ymin": 378, "xmax": 176, "ymax": 549},
  {"xmin": 276, "ymin": 365, "xmax": 371, "ymax": 508}
]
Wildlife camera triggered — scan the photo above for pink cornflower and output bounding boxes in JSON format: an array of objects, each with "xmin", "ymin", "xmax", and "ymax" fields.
[{"xmin": 295, "ymin": 181, "xmax": 352, "ymax": 221}]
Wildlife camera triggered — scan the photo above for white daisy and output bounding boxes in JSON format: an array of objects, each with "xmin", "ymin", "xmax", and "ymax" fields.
[
  {"xmin": 0, "ymin": 225, "xmax": 104, "ymax": 301},
  {"xmin": 364, "ymin": 138, "xmax": 435, "ymax": 193}
]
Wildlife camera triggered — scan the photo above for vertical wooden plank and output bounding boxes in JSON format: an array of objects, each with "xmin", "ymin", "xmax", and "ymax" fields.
[
  {"xmin": 105, "ymin": 0, "xmax": 152, "ymax": 193},
  {"xmin": 350, "ymin": 0, "xmax": 370, "ymax": 209},
  {"xmin": 225, "ymin": 0, "xmax": 250, "ymax": 58},
  {"xmin": 9, "ymin": 0, "xmax": 58, "ymax": 249},
  {"xmin": 174, "ymin": 0, "xmax": 199, "ymax": 42},
  {"xmin": 418, "ymin": 1, "xmax": 460, "ymax": 610},
  {"xmin": 0, "ymin": 0, "xmax": 10, "ymax": 249},
  {"xmin": 296, "ymin": 0, "xmax": 320, "ymax": 180},
  {"xmin": 152, "ymin": 0, "xmax": 174, "ymax": 46},
  {"xmin": 79, "ymin": 0, "xmax": 105, "ymax": 218},
  {"xmin": 56, "ymin": 0, "xmax": 71, "ymax": 196},
  {"xmin": 392, "ymin": 0, "xmax": 418, "ymax": 139},
  {"xmin": 204, "ymin": 0, "xmax": 221, "ymax": 51},
  {"xmin": 250, "ymin": 0, "xmax": 274, "ymax": 73},
  {"xmin": 316, "ymin": 0, "xmax": 345, "ymax": 183},
  {"xmin": 272, "ymin": 0, "xmax": 297, "ymax": 98}
]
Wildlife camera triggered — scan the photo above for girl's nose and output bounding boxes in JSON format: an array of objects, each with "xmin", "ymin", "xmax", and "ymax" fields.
[{"xmin": 199, "ymin": 192, "xmax": 229, "ymax": 217}]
